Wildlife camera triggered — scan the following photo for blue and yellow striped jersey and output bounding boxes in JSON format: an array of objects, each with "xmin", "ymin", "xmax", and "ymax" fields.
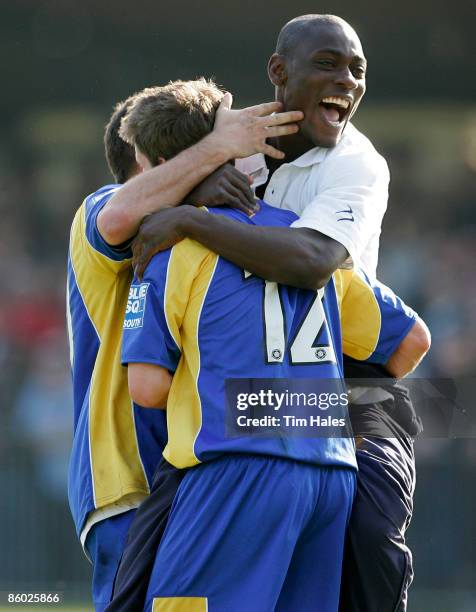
[
  {"xmin": 122, "ymin": 203, "xmax": 416, "ymax": 470},
  {"xmin": 67, "ymin": 185, "xmax": 166, "ymax": 542}
]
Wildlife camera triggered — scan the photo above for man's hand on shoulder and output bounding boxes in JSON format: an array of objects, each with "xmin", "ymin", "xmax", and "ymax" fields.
[{"xmin": 132, "ymin": 206, "xmax": 199, "ymax": 279}]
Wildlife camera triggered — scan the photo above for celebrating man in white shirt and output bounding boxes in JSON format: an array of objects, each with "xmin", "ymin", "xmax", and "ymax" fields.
[
  {"xmin": 133, "ymin": 14, "xmax": 386, "ymax": 284},
  {"xmin": 125, "ymin": 14, "xmax": 429, "ymax": 612}
]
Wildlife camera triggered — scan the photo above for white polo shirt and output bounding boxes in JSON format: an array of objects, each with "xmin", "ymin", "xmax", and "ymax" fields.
[{"xmin": 236, "ymin": 123, "xmax": 389, "ymax": 278}]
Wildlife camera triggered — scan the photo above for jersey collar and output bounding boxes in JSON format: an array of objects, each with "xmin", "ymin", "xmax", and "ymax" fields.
[{"xmin": 288, "ymin": 146, "xmax": 328, "ymax": 168}]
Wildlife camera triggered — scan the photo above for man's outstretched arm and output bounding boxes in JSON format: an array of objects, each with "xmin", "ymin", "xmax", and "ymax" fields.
[
  {"xmin": 133, "ymin": 205, "xmax": 349, "ymax": 290},
  {"xmin": 98, "ymin": 94, "xmax": 303, "ymax": 245}
]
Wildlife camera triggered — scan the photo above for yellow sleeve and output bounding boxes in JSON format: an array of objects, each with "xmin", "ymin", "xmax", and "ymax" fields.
[{"xmin": 334, "ymin": 269, "xmax": 382, "ymax": 361}]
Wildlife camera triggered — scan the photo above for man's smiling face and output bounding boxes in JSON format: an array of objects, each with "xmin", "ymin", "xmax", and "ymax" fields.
[{"xmin": 270, "ymin": 20, "xmax": 367, "ymax": 149}]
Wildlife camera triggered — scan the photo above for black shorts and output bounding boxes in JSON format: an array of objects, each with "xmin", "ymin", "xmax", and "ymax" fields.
[{"xmin": 339, "ymin": 386, "xmax": 417, "ymax": 612}]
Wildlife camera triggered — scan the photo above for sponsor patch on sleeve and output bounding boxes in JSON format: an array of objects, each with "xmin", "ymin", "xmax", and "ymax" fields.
[{"xmin": 124, "ymin": 283, "xmax": 150, "ymax": 329}]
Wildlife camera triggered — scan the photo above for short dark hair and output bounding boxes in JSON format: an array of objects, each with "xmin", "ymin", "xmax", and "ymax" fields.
[
  {"xmin": 276, "ymin": 14, "xmax": 348, "ymax": 57},
  {"xmin": 104, "ymin": 95, "xmax": 138, "ymax": 183},
  {"xmin": 120, "ymin": 79, "xmax": 224, "ymax": 164}
]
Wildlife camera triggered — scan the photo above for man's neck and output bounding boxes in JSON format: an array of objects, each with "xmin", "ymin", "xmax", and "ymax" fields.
[
  {"xmin": 253, "ymin": 134, "xmax": 315, "ymax": 199},
  {"xmin": 255, "ymin": 133, "xmax": 325, "ymax": 198},
  {"xmin": 271, "ymin": 132, "xmax": 317, "ymax": 164}
]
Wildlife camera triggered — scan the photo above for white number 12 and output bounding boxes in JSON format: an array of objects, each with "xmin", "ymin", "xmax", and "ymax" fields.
[{"xmin": 245, "ymin": 272, "xmax": 336, "ymax": 365}]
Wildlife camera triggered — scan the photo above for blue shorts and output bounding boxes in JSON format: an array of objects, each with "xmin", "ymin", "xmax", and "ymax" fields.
[
  {"xmin": 85, "ymin": 509, "xmax": 136, "ymax": 612},
  {"xmin": 145, "ymin": 454, "xmax": 356, "ymax": 612}
]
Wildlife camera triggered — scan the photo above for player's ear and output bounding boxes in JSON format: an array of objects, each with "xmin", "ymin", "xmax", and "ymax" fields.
[
  {"xmin": 132, "ymin": 161, "xmax": 143, "ymax": 176},
  {"xmin": 135, "ymin": 146, "xmax": 153, "ymax": 171},
  {"xmin": 157, "ymin": 157, "xmax": 166, "ymax": 166},
  {"xmin": 268, "ymin": 53, "xmax": 288, "ymax": 87}
]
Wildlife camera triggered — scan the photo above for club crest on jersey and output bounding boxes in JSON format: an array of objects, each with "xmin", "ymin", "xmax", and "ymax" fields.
[{"xmin": 124, "ymin": 283, "xmax": 149, "ymax": 329}]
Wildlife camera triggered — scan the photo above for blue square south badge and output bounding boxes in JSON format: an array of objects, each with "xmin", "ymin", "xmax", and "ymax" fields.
[{"xmin": 124, "ymin": 283, "xmax": 150, "ymax": 329}]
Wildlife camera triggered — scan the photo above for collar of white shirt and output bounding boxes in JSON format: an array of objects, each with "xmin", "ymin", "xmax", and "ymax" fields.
[
  {"xmin": 235, "ymin": 153, "xmax": 269, "ymax": 189},
  {"xmin": 235, "ymin": 146, "xmax": 329, "ymax": 191},
  {"xmin": 287, "ymin": 147, "xmax": 328, "ymax": 168}
]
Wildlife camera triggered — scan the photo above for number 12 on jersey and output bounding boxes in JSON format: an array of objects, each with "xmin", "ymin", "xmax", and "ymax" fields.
[{"xmin": 244, "ymin": 271, "xmax": 337, "ymax": 365}]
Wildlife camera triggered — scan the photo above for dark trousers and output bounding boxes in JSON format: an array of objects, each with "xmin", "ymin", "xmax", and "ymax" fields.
[
  {"xmin": 339, "ymin": 383, "xmax": 418, "ymax": 612},
  {"xmin": 339, "ymin": 435, "xmax": 415, "ymax": 612},
  {"xmin": 104, "ymin": 458, "xmax": 186, "ymax": 612}
]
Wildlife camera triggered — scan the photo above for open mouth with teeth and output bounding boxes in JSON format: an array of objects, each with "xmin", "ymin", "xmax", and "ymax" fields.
[{"xmin": 318, "ymin": 96, "xmax": 352, "ymax": 127}]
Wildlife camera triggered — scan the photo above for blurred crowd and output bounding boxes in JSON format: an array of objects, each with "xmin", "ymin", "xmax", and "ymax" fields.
[{"xmin": 1, "ymin": 105, "xmax": 475, "ymax": 601}]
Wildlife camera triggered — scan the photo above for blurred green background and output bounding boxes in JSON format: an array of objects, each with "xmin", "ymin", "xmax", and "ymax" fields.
[{"xmin": 1, "ymin": 1, "xmax": 475, "ymax": 610}]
